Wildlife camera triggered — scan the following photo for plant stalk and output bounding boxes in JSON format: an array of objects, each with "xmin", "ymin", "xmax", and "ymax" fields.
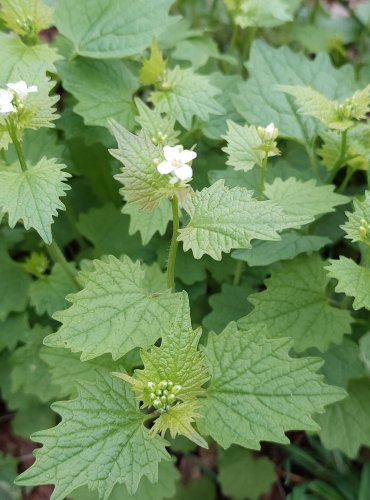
[
  {"xmin": 258, "ymin": 154, "xmax": 268, "ymax": 200},
  {"xmin": 167, "ymin": 196, "xmax": 180, "ymax": 291},
  {"xmin": 6, "ymin": 120, "xmax": 28, "ymax": 172},
  {"xmin": 327, "ymin": 129, "xmax": 348, "ymax": 184},
  {"xmin": 46, "ymin": 240, "xmax": 81, "ymax": 290}
]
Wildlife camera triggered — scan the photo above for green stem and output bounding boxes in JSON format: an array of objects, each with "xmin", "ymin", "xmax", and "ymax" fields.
[
  {"xmin": 241, "ymin": 26, "xmax": 257, "ymax": 63},
  {"xmin": 47, "ymin": 240, "xmax": 81, "ymax": 290},
  {"xmin": 230, "ymin": 23, "xmax": 239, "ymax": 50},
  {"xmin": 258, "ymin": 154, "xmax": 268, "ymax": 200},
  {"xmin": 167, "ymin": 196, "xmax": 179, "ymax": 291},
  {"xmin": 337, "ymin": 166, "xmax": 352, "ymax": 193},
  {"xmin": 327, "ymin": 130, "xmax": 348, "ymax": 184},
  {"xmin": 6, "ymin": 120, "xmax": 27, "ymax": 172},
  {"xmin": 361, "ymin": 244, "xmax": 370, "ymax": 268},
  {"xmin": 233, "ymin": 261, "xmax": 245, "ymax": 286}
]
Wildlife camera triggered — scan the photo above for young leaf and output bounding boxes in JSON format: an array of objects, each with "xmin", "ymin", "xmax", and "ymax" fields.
[
  {"xmin": 240, "ymin": 255, "xmax": 352, "ymax": 352},
  {"xmin": 222, "ymin": 120, "xmax": 265, "ymax": 172},
  {"xmin": 177, "ymin": 180, "xmax": 308, "ymax": 260},
  {"xmin": 0, "ymin": 158, "xmax": 71, "ymax": 244},
  {"xmin": 55, "ymin": 0, "xmax": 175, "ymax": 59},
  {"xmin": 57, "ymin": 58, "xmax": 138, "ymax": 129},
  {"xmin": 197, "ymin": 322, "xmax": 345, "ymax": 449},
  {"xmin": 0, "ymin": 313, "xmax": 29, "ymax": 352},
  {"xmin": 150, "ymin": 67, "xmax": 224, "ymax": 129},
  {"xmin": 227, "ymin": 0, "xmax": 300, "ymax": 28},
  {"xmin": 341, "ymin": 191, "xmax": 370, "ymax": 243},
  {"xmin": 316, "ymin": 378, "xmax": 370, "ymax": 458},
  {"xmin": 140, "ymin": 39, "xmax": 166, "ymax": 86},
  {"xmin": 45, "ymin": 256, "xmax": 183, "ymax": 361},
  {"xmin": 134, "ymin": 98, "xmax": 179, "ymax": 146},
  {"xmin": 0, "ymin": 0, "xmax": 53, "ymax": 39},
  {"xmin": 16, "ymin": 370, "xmax": 170, "ymax": 498},
  {"xmin": 325, "ymin": 257, "xmax": 370, "ymax": 311}
]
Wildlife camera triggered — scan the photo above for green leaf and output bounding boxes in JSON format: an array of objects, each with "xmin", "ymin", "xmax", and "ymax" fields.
[
  {"xmin": 122, "ymin": 198, "xmax": 172, "ymax": 245},
  {"xmin": 325, "ymin": 257, "xmax": 370, "ymax": 311},
  {"xmin": 360, "ymin": 332, "xmax": 370, "ymax": 373},
  {"xmin": 0, "ymin": 313, "xmax": 29, "ymax": 351},
  {"xmin": 240, "ymin": 255, "xmax": 352, "ymax": 352},
  {"xmin": 16, "ymin": 370, "xmax": 170, "ymax": 498},
  {"xmin": 227, "ymin": 0, "xmax": 300, "ymax": 28},
  {"xmin": 0, "ymin": 0, "xmax": 53, "ymax": 38},
  {"xmin": 218, "ymin": 446, "xmax": 275, "ymax": 500},
  {"xmin": 232, "ymin": 231, "xmax": 330, "ymax": 267},
  {"xmin": 55, "ymin": 0, "xmax": 176, "ymax": 59},
  {"xmin": 150, "ymin": 67, "xmax": 224, "ymax": 129},
  {"xmin": 0, "ymin": 158, "xmax": 71, "ymax": 244},
  {"xmin": 203, "ymin": 283, "xmax": 253, "ymax": 333},
  {"xmin": 11, "ymin": 397, "xmax": 56, "ymax": 439},
  {"xmin": 233, "ymin": 41, "xmax": 357, "ymax": 144},
  {"xmin": 341, "ymin": 191, "xmax": 370, "ymax": 243},
  {"xmin": 178, "ymin": 180, "xmax": 307, "ymax": 260},
  {"xmin": 197, "ymin": 322, "xmax": 345, "ymax": 449},
  {"xmin": 316, "ymin": 378, "xmax": 370, "ymax": 458},
  {"xmin": 265, "ymin": 178, "xmax": 348, "ymax": 223},
  {"xmin": 70, "ymin": 460, "xmax": 179, "ymax": 500},
  {"xmin": 135, "ymin": 98, "xmax": 179, "ymax": 146},
  {"xmin": 30, "ymin": 263, "xmax": 78, "ymax": 316},
  {"xmin": 175, "ymin": 476, "xmax": 216, "ymax": 500},
  {"xmin": 140, "ymin": 39, "xmax": 166, "ymax": 86},
  {"xmin": 57, "ymin": 58, "xmax": 138, "ymax": 129},
  {"xmin": 45, "ymin": 256, "xmax": 183, "ymax": 360},
  {"xmin": 222, "ymin": 120, "xmax": 265, "ymax": 172},
  {"xmin": 0, "ymin": 237, "xmax": 30, "ymax": 321}
]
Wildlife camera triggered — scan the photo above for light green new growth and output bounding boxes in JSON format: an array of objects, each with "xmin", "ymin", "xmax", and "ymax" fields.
[
  {"xmin": 226, "ymin": 0, "xmax": 300, "ymax": 28},
  {"xmin": 45, "ymin": 256, "xmax": 183, "ymax": 360},
  {"xmin": 0, "ymin": 0, "xmax": 53, "ymax": 41},
  {"xmin": 140, "ymin": 39, "xmax": 166, "ymax": 86},
  {"xmin": 241, "ymin": 255, "xmax": 352, "ymax": 352},
  {"xmin": 326, "ymin": 257, "xmax": 370, "ymax": 311},
  {"xmin": 222, "ymin": 121, "xmax": 265, "ymax": 172},
  {"xmin": 150, "ymin": 67, "xmax": 224, "ymax": 129},
  {"xmin": 341, "ymin": 191, "xmax": 370, "ymax": 244},
  {"xmin": 197, "ymin": 322, "xmax": 345, "ymax": 449},
  {"xmin": 178, "ymin": 180, "xmax": 314, "ymax": 260},
  {"xmin": 114, "ymin": 294, "xmax": 209, "ymax": 447},
  {"xmin": 0, "ymin": 158, "xmax": 71, "ymax": 244},
  {"xmin": 278, "ymin": 84, "xmax": 370, "ymax": 131},
  {"xmin": 134, "ymin": 98, "xmax": 179, "ymax": 146},
  {"xmin": 16, "ymin": 370, "xmax": 170, "ymax": 499}
]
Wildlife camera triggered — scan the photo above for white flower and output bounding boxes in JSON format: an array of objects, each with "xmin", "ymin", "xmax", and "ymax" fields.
[
  {"xmin": 0, "ymin": 89, "xmax": 15, "ymax": 113},
  {"xmin": 157, "ymin": 145, "xmax": 196, "ymax": 183},
  {"xmin": 264, "ymin": 122, "xmax": 277, "ymax": 139},
  {"xmin": 6, "ymin": 81, "xmax": 38, "ymax": 101}
]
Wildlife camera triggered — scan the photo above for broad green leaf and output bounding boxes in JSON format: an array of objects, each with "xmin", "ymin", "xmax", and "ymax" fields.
[
  {"xmin": 29, "ymin": 263, "xmax": 78, "ymax": 316},
  {"xmin": 0, "ymin": 33, "xmax": 61, "ymax": 82},
  {"xmin": 218, "ymin": 446, "xmax": 275, "ymax": 500},
  {"xmin": 109, "ymin": 121, "xmax": 177, "ymax": 210},
  {"xmin": 233, "ymin": 41, "xmax": 357, "ymax": 144},
  {"xmin": 178, "ymin": 180, "xmax": 308, "ymax": 260},
  {"xmin": 316, "ymin": 378, "xmax": 370, "ymax": 458},
  {"xmin": 360, "ymin": 332, "xmax": 370, "ymax": 373},
  {"xmin": 135, "ymin": 98, "xmax": 179, "ymax": 146},
  {"xmin": 0, "ymin": 237, "xmax": 30, "ymax": 321},
  {"xmin": 45, "ymin": 256, "xmax": 183, "ymax": 360},
  {"xmin": 326, "ymin": 257, "xmax": 370, "ymax": 311},
  {"xmin": 0, "ymin": 158, "xmax": 71, "ymax": 244},
  {"xmin": 203, "ymin": 283, "xmax": 253, "ymax": 333},
  {"xmin": 11, "ymin": 397, "xmax": 56, "ymax": 439},
  {"xmin": 175, "ymin": 476, "xmax": 216, "ymax": 500},
  {"xmin": 198, "ymin": 322, "xmax": 345, "ymax": 449},
  {"xmin": 0, "ymin": 313, "xmax": 29, "ymax": 352},
  {"xmin": 222, "ymin": 120, "xmax": 265, "ymax": 172},
  {"xmin": 139, "ymin": 39, "xmax": 166, "ymax": 86},
  {"xmin": 341, "ymin": 191, "xmax": 370, "ymax": 243},
  {"xmin": 232, "ymin": 231, "xmax": 330, "ymax": 267},
  {"xmin": 57, "ymin": 58, "xmax": 138, "ymax": 129},
  {"xmin": 55, "ymin": 0, "xmax": 176, "ymax": 59},
  {"xmin": 226, "ymin": 0, "xmax": 300, "ymax": 28},
  {"xmin": 0, "ymin": 0, "xmax": 53, "ymax": 39},
  {"xmin": 150, "ymin": 67, "xmax": 224, "ymax": 129},
  {"xmin": 122, "ymin": 198, "xmax": 172, "ymax": 245},
  {"xmin": 70, "ymin": 461, "xmax": 179, "ymax": 500},
  {"xmin": 10, "ymin": 325, "xmax": 60, "ymax": 403},
  {"xmin": 173, "ymin": 247, "xmax": 207, "ymax": 285},
  {"xmin": 171, "ymin": 37, "xmax": 226, "ymax": 70},
  {"xmin": 265, "ymin": 178, "xmax": 348, "ymax": 223},
  {"xmin": 240, "ymin": 255, "xmax": 352, "ymax": 352},
  {"xmin": 116, "ymin": 294, "xmax": 209, "ymax": 447},
  {"xmin": 16, "ymin": 370, "xmax": 170, "ymax": 498}
]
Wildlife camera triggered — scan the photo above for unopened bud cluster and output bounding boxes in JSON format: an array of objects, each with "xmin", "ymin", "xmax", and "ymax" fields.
[
  {"xmin": 147, "ymin": 379, "xmax": 182, "ymax": 414},
  {"xmin": 256, "ymin": 122, "xmax": 280, "ymax": 157},
  {"xmin": 338, "ymin": 98, "xmax": 354, "ymax": 120},
  {"xmin": 359, "ymin": 218, "xmax": 370, "ymax": 243},
  {"xmin": 151, "ymin": 130, "xmax": 168, "ymax": 146}
]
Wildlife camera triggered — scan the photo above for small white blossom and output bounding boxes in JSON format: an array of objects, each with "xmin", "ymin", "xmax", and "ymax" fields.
[
  {"xmin": 0, "ymin": 89, "xmax": 16, "ymax": 114},
  {"xmin": 264, "ymin": 122, "xmax": 277, "ymax": 139},
  {"xmin": 7, "ymin": 81, "xmax": 38, "ymax": 101},
  {"xmin": 157, "ymin": 145, "xmax": 196, "ymax": 183}
]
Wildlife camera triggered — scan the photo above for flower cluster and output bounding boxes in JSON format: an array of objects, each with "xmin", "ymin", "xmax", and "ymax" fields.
[
  {"xmin": 156, "ymin": 144, "xmax": 197, "ymax": 184},
  {"xmin": 256, "ymin": 122, "xmax": 280, "ymax": 157},
  {"xmin": 147, "ymin": 379, "xmax": 182, "ymax": 414},
  {"xmin": 0, "ymin": 80, "xmax": 38, "ymax": 114},
  {"xmin": 359, "ymin": 218, "xmax": 370, "ymax": 243}
]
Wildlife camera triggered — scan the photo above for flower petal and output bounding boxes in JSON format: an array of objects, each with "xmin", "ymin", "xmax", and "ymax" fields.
[
  {"xmin": 0, "ymin": 89, "xmax": 14, "ymax": 105},
  {"xmin": 157, "ymin": 161, "xmax": 175, "ymax": 174},
  {"xmin": 169, "ymin": 176, "xmax": 178, "ymax": 184},
  {"xmin": 0, "ymin": 102, "xmax": 16, "ymax": 113},
  {"xmin": 163, "ymin": 145, "xmax": 181, "ymax": 162},
  {"xmin": 175, "ymin": 164, "xmax": 193, "ymax": 180},
  {"xmin": 179, "ymin": 149, "xmax": 197, "ymax": 164},
  {"xmin": 28, "ymin": 85, "xmax": 38, "ymax": 93}
]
